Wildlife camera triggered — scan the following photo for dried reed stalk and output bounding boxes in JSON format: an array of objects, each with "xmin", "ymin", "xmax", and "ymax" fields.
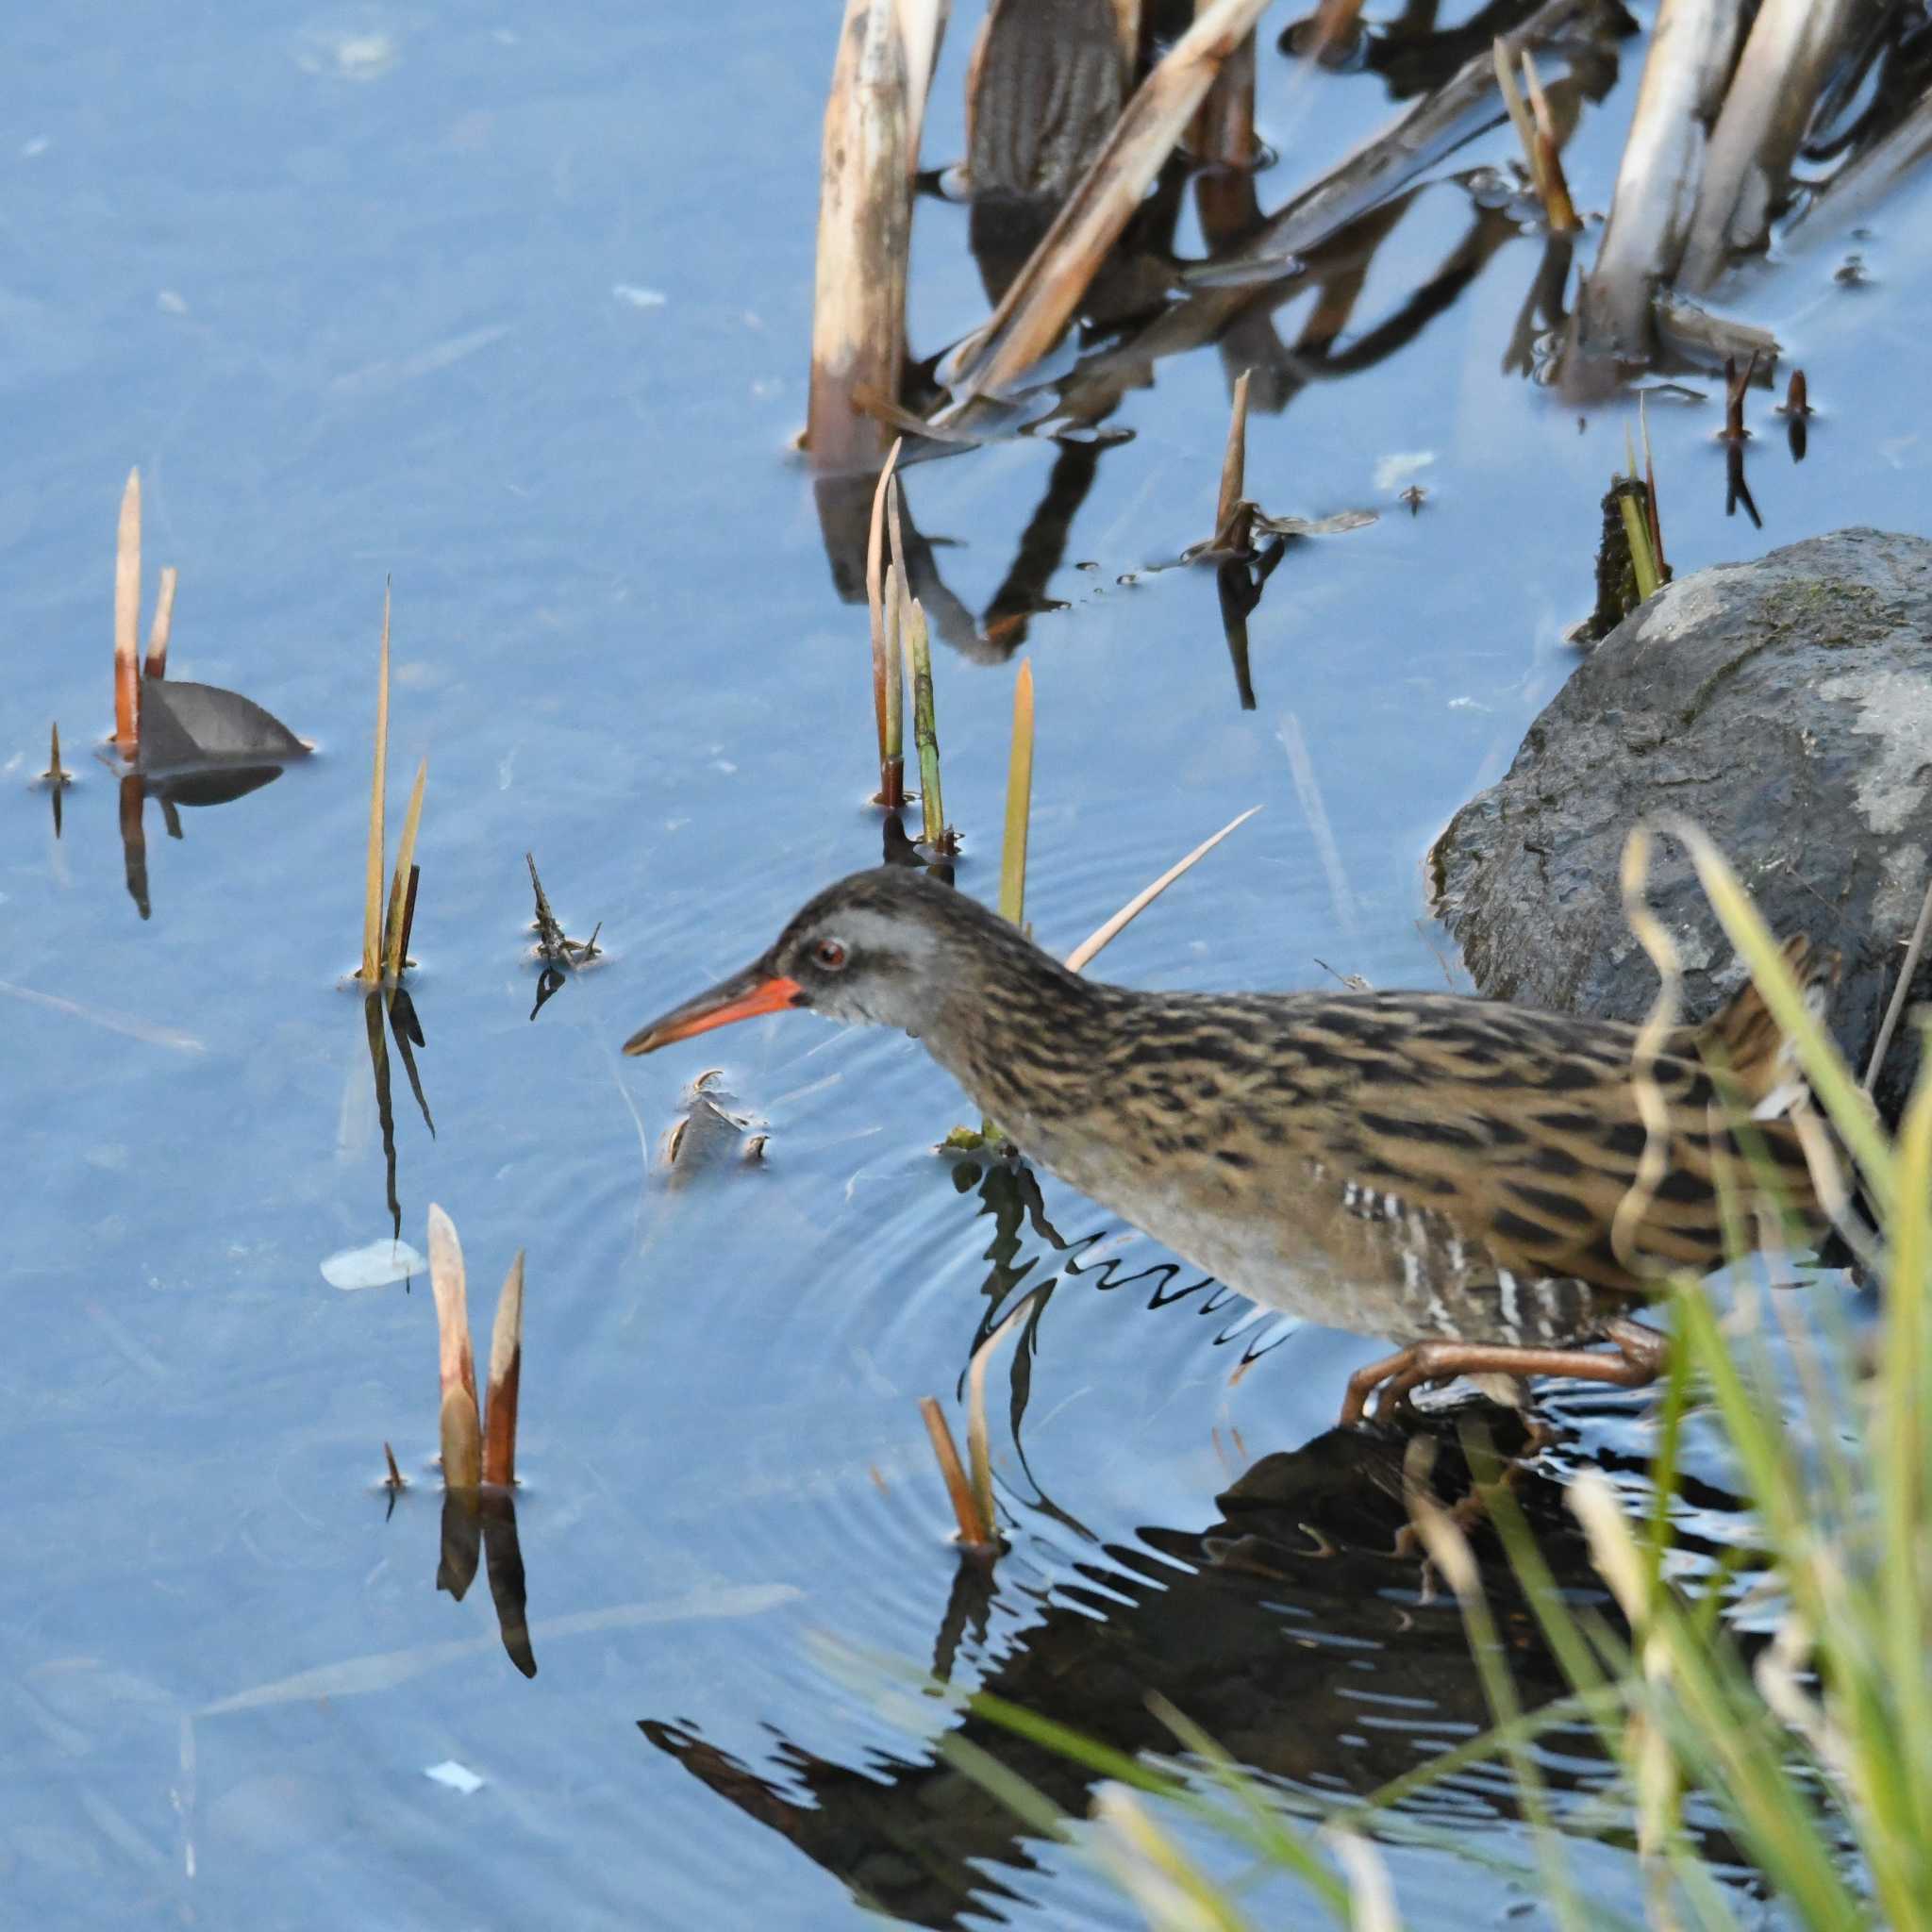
[
  {"xmin": 906, "ymin": 593, "xmax": 948, "ymax": 849},
  {"xmin": 919, "ymin": 1395, "xmax": 991, "ymax": 1547},
  {"xmin": 1108, "ymin": 0, "xmax": 1141, "ymax": 71},
  {"xmin": 937, "ymin": 0, "xmax": 1273, "ymax": 411},
  {"xmin": 482, "ymin": 1250, "xmax": 525, "ymax": 1487},
  {"xmin": 144, "ymin": 568, "xmax": 177, "ymax": 680},
  {"xmin": 965, "ymin": 1289, "xmax": 1040, "ymax": 1542},
  {"xmin": 427, "ymin": 1204, "xmax": 482, "ymax": 1491},
  {"xmin": 361, "ymin": 585, "xmax": 391, "ymax": 983},
  {"xmin": 808, "ymin": 0, "xmax": 946, "ymax": 471},
  {"xmin": 113, "ymin": 469, "xmax": 141, "ymax": 757},
  {"xmin": 865, "ymin": 442, "xmax": 908, "ymax": 805},
  {"xmin": 999, "ymin": 660, "xmax": 1034, "ymax": 926},
  {"xmin": 1213, "ymin": 367, "xmax": 1251, "ymax": 546},
  {"xmin": 1680, "ymin": 0, "xmax": 1864, "ymax": 287},
  {"xmin": 1065, "ymin": 806, "xmax": 1261, "ymax": 973},
  {"xmin": 1574, "ymin": 0, "xmax": 1744, "ymax": 358}
]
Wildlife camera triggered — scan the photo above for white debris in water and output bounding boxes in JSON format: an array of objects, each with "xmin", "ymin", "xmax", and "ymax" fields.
[
  {"xmin": 613, "ymin": 285, "xmax": 667, "ymax": 310},
  {"xmin": 1374, "ymin": 450, "xmax": 1435, "ymax": 492},
  {"xmin": 423, "ymin": 1760, "xmax": 484, "ymax": 1794},
  {"xmin": 320, "ymin": 1239, "xmax": 426, "ymax": 1291}
]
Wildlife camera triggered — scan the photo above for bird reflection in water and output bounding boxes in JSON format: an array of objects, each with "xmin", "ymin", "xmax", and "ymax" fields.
[
  {"xmin": 640, "ymin": 1398, "xmax": 1753, "ymax": 1928},
  {"xmin": 638, "ymin": 1149, "xmax": 1760, "ymax": 1924}
]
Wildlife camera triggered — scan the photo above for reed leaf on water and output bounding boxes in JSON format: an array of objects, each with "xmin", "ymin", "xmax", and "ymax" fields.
[{"xmin": 382, "ymin": 757, "xmax": 427, "ymax": 983}]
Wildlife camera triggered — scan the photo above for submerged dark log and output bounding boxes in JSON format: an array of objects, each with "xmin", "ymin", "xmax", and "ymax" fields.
[{"xmin": 1433, "ymin": 527, "xmax": 1932, "ymax": 1123}]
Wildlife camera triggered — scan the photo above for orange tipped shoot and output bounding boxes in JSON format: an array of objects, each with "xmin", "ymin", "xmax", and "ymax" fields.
[
  {"xmin": 113, "ymin": 469, "xmax": 142, "ymax": 758},
  {"xmin": 427, "ymin": 1204, "xmax": 482, "ymax": 1491}
]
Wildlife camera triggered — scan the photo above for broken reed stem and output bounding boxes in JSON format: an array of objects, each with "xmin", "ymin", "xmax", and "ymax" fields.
[
  {"xmin": 918, "ymin": 1395, "xmax": 993, "ymax": 1549},
  {"xmin": 1000, "ymin": 661, "xmax": 1035, "ymax": 927},
  {"xmin": 482, "ymin": 1250, "xmax": 525, "ymax": 1488},
  {"xmin": 966, "ymin": 1289, "xmax": 1041, "ymax": 1546},
  {"xmin": 1493, "ymin": 40, "xmax": 1577, "ymax": 233},
  {"xmin": 398, "ymin": 865, "xmax": 423, "ymax": 970},
  {"xmin": 906, "ymin": 594, "xmax": 948, "ymax": 850},
  {"xmin": 865, "ymin": 439, "xmax": 906, "ymax": 802},
  {"xmin": 1189, "ymin": 12, "xmax": 1257, "ymax": 171},
  {"xmin": 1520, "ymin": 52, "xmax": 1578, "ymax": 232},
  {"xmin": 361, "ymin": 583, "xmax": 392, "ymax": 983},
  {"xmin": 144, "ymin": 567, "xmax": 177, "ymax": 680},
  {"xmin": 938, "ymin": 0, "xmax": 1274, "ymax": 410},
  {"xmin": 1109, "ymin": 0, "xmax": 1141, "ymax": 70},
  {"xmin": 1214, "ymin": 367, "xmax": 1251, "ymax": 543},
  {"xmin": 808, "ymin": 0, "xmax": 944, "ymax": 470},
  {"xmin": 383, "ymin": 1441, "xmax": 406, "ymax": 1490},
  {"xmin": 48, "ymin": 722, "xmax": 65, "ymax": 783},
  {"xmin": 1065, "ymin": 805, "xmax": 1262, "ymax": 973},
  {"xmin": 427, "ymin": 1204, "xmax": 482, "ymax": 1491},
  {"xmin": 383, "ymin": 757, "xmax": 428, "ymax": 982},
  {"xmin": 113, "ymin": 468, "xmax": 142, "ymax": 758}
]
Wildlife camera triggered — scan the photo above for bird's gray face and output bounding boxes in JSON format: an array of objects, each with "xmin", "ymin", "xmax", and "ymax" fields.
[{"xmin": 622, "ymin": 898, "xmax": 946, "ymax": 1057}]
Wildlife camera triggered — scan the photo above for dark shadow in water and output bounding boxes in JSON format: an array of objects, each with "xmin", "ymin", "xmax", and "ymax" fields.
[
  {"xmin": 639, "ymin": 1409, "xmax": 1755, "ymax": 1927},
  {"xmin": 361, "ymin": 987, "xmax": 435, "ymax": 1241},
  {"xmin": 435, "ymin": 1488, "xmax": 537, "ymax": 1679},
  {"xmin": 1724, "ymin": 438, "xmax": 1762, "ymax": 528},
  {"xmin": 1215, "ymin": 538, "xmax": 1288, "ymax": 709},
  {"xmin": 112, "ymin": 750, "xmax": 301, "ymax": 922}
]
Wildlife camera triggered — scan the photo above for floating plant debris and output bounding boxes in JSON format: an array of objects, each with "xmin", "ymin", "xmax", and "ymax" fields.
[{"xmin": 320, "ymin": 1237, "xmax": 427, "ymax": 1291}]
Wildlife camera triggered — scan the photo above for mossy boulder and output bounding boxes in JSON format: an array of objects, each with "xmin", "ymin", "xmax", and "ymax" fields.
[{"xmin": 1433, "ymin": 527, "xmax": 1932, "ymax": 1122}]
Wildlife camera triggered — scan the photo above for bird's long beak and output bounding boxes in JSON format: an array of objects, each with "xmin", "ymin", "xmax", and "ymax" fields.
[{"xmin": 622, "ymin": 959, "xmax": 804, "ymax": 1056}]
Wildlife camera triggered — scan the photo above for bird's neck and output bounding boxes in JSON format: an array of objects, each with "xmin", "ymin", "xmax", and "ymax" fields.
[{"xmin": 919, "ymin": 925, "xmax": 1120, "ymax": 1131}]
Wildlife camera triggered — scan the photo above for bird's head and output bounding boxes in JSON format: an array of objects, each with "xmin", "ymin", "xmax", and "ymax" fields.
[{"xmin": 623, "ymin": 867, "xmax": 987, "ymax": 1056}]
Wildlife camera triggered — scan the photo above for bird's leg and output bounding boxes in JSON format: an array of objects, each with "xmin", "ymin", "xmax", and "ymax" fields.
[{"xmin": 1341, "ymin": 1323, "xmax": 1668, "ymax": 1427}]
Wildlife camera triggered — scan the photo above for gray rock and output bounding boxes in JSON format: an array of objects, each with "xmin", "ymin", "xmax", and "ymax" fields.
[{"xmin": 1432, "ymin": 527, "xmax": 1932, "ymax": 1123}]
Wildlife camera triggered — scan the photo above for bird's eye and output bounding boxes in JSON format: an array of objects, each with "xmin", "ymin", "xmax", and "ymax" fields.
[{"xmin": 812, "ymin": 938, "xmax": 849, "ymax": 972}]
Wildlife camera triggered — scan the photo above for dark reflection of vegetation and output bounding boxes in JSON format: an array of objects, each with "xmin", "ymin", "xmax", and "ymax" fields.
[
  {"xmin": 112, "ymin": 762, "xmax": 292, "ymax": 921},
  {"xmin": 640, "ymin": 1409, "xmax": 1759, "ymax": 1928},
  {"xmin": 362, "ymin": 987, "xmax": 434, "ymax": 1241},
  {"xmin": 435, "ymin": 1489, "xmax": 536, "ymax": 1679}
]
